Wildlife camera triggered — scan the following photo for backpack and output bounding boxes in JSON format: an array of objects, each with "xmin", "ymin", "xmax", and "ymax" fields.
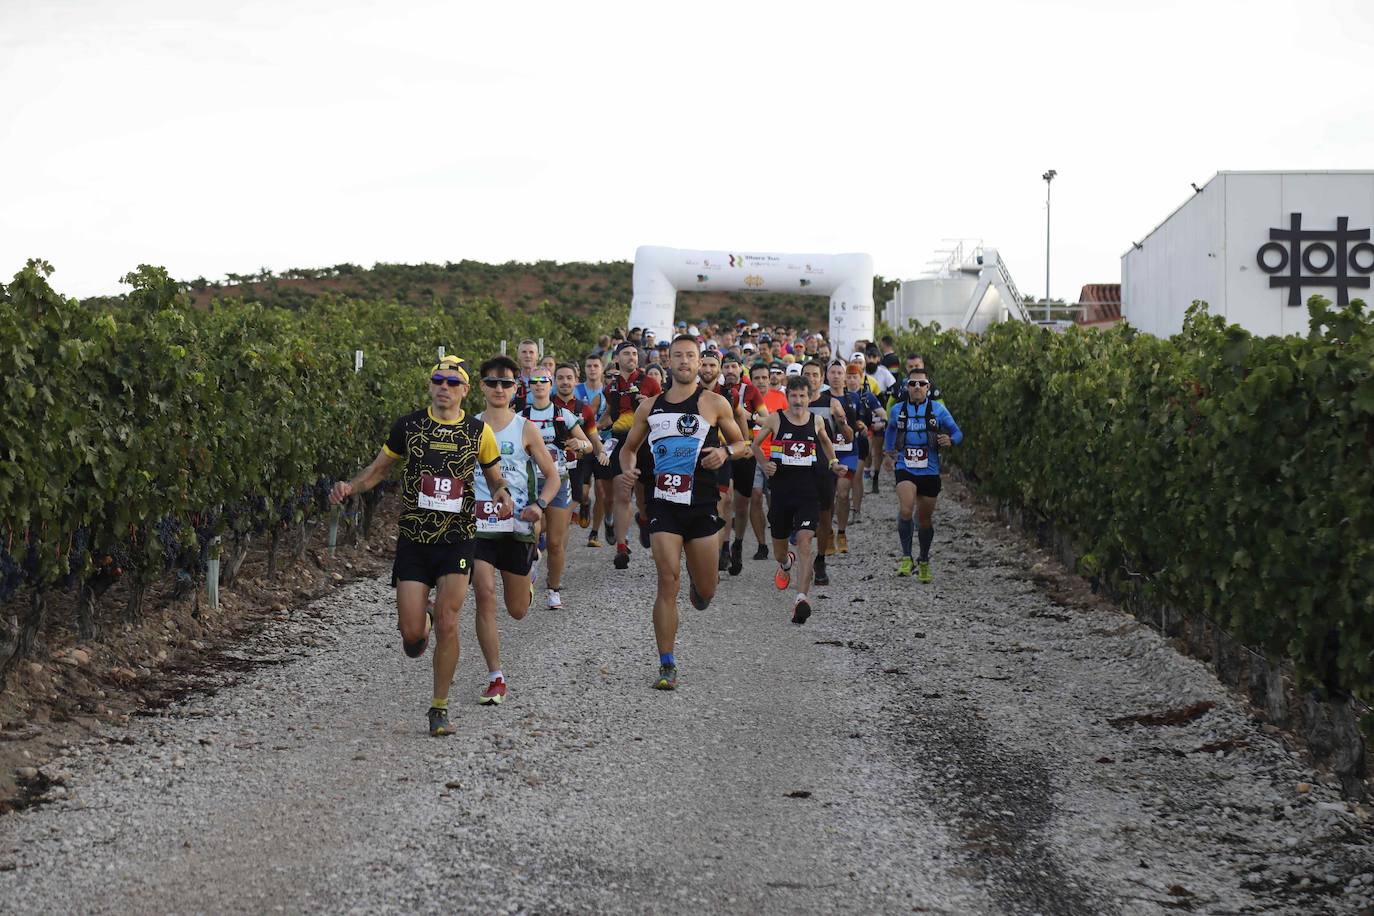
[{"xmin": 521, "ymin": 404, "xmax": 570, "ymax": 447}]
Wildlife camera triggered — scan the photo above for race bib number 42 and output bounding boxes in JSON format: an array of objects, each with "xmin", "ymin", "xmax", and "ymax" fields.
[
  {"xmin": 418, "ymin": 475, "xmax": 466, "ymax": 513},
  {"xmin": 904, "ymin": 446, "xmax": 929, "ymax": 469},
  {"xmin": 778, "ymin": 440, "xmax": 817, "ymax": 466},
  {"xmin": 654, "ymin": 471, "xmax": 693, "ymax": 502}
]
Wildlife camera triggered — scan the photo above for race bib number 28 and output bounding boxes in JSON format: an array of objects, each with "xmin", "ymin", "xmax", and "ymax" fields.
[
  {"xmin": 655, "ymin": 471, "xmax": 693, "ymax": 503},
  {"xmin": 418, "ymin": 475, "xmax": 466, "ymax": 513}
]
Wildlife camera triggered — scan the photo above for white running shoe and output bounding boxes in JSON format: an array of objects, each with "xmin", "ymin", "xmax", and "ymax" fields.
[{"xmin": 546, "ymin": 588, "xmax": 563, "ymax": 610}]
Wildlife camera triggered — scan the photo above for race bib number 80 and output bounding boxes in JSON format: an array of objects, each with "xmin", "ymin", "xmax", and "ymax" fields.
[
  {"xmin": 475, "ymin": 499, "xmax": 514, "ymax": 533},
  {"xmin": 418, "ymin": 475, "xmax": 466, "ymax": 513}
]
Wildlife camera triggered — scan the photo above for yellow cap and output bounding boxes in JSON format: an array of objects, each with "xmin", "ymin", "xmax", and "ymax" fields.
[{"xmin": 430, "ymin": 355, "xmax": 469, "ymax": 383}]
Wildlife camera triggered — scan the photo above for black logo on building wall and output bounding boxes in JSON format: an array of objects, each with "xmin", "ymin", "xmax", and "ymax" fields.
[{"xmin": 1256, "ymin": 213, "xmax": 1374, "ymax": 306}]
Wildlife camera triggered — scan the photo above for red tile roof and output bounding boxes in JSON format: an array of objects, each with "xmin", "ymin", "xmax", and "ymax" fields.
[{"xmin": 1076, "ymin": 284, "xmax": 1121, "ymax": 326}]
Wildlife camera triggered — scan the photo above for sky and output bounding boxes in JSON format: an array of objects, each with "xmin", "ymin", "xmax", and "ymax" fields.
[{"xmin": 4, "ymin": 0, "xmax": 1374, "ymax": 303}]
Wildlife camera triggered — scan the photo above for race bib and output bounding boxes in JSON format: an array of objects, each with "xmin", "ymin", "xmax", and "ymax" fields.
[
  {"xmin": 603, "ymin": 436, "xmax": 619, "ymax": 457},
  {"xmin": 474, "ymin": 499, "xmax": 514, "ymax": 533},
  {"xmin": 904, "ymin": 446, "xmax": 929, "ymax": 469},
  {"xmin": 778, "ymin": 440, "xmax": 817, "ymax": 467},
  {"xmin": 832, "ymin": 433, "xmax": 853, "ymax": 453},
  {"xmin": 417, "ymin": 475, "xmax": 466, "ymax": 513},
  {"xmin": 654, "ymin": 471, "xmax": 694, "ymax": 503},
  {"xmin": 547, "ymin": 444, "xmax": 568, "ymax": 474}
]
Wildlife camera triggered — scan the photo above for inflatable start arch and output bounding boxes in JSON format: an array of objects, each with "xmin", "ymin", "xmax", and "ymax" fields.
[{"xmin": 630, "ymin": 246, "xmax": 875, "ymax": 357}]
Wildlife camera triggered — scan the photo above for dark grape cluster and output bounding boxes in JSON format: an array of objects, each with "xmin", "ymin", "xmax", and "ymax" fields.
[
  {"xmin": 154, "ymin": 516, "xmax": 183, "ymax": 571},
  {"xmin": 0, "ymin": 549, "xmax": 21, "ymax": 603}
]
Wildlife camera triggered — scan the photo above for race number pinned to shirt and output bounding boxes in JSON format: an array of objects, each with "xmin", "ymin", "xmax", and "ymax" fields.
[
  {"xmin": 904, "ymin": 446, "xmax": 929, "ymax": 469},
  {"xmin": 475, "ymin": 499, "xmax": 514, "ymax": 533},
  {"xmin": 832, "ymin": 431, "xmax": 853, "ymax": 453},
  {"xmin": 778, "ymin": 440, "xmax": 817, "ymax": 466},
  {"xmin": 654, "ymin": 471, "xmax": 693, "ymax": 501},
  {"xmin": 418, "ymin": 474, "xmax": 466, "ymax": 513}
]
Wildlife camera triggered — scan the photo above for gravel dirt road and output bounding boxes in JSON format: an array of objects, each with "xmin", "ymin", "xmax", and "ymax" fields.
[{"xmin": 2, "ymin": 485, "xmax": 1371, "ymax": 914}]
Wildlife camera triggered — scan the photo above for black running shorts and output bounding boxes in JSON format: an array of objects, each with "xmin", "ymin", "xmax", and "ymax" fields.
[
  {"xmin": 895, "ymin": 470, "xmax": 942, "ymax": 497},
  {"xmin": 474, "ymin": 536, "xmax": 536, "ymax": 576},
  {"xmin": 816, "ymin": 468, "xmax": 836, "ymax": 512},
  {"xmin": 768, "ymin": 489, "xmax": 819, "ymax": 541},
  {"xmin": 731, "ymin": 456, "xmax": 757, "ymax": 498},
  {"xmin": 647, "ymin": 501, "xmax": 725, "ymax": 542},
  {"xmin": 391, "ymin": 537, "xmax": 475, "ymax": 588}
]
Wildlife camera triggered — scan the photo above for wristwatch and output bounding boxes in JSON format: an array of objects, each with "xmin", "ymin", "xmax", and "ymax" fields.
[{"xmin": 535, "ymin": 497, "xmax": 549, "ymax": 510}]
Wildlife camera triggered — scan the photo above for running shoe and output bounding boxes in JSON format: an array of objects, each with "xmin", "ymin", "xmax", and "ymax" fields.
[
  {"xmin": 897, "ymin": 556, "xmax": 914, "ymax": 577},
  {"xmin": 814, "ymin": 557, "xmax": 830, "ymax": 586},
  {"xmin": 587, "ymin": 533, "xmax": 602, "ymax": 548},
  {"xmin": 753, "ymin": 544, "xmax": 770, "ymax": 561},
  {"xmin": 577, "ymin": 502, "xmax": 590, "ymax": 528},
  {"xmin": 774, "ymin": 552, "xmax": 795, "ymax": 590},
  {"xmin": 792, "ymin": 595, "xmax": 812, "ymax": 625},
  {"xmin": 851, "ymin": 508, "xmax": 862, "ymax": 523},
  {"xmin": 479, "ymin": 677, "xmax": 507, "ymax": 706},
  {"xmin": 427, "ymin": 706, "xmax": 454, "ymax": 737},
  {"xmin": 917, "ymin": 561, "xmax": 933, "ymax": 584},
  {"xmin": 728, "ymin": 540, "xmax": 744, "ymax": 576},
  {"xmin": 718, "ymin": 544, "xmax": 729, "ymax": 572},
  {"xmin": 637, "ymin": 514, "xmax": 651, "ymax": 549},
  {"xmin": 605, "ymin": 519, "xmax": 614, "ymax": 542},
  {"xmin": 547, "ymin": 588, "xmax": 562, "ymax": 609},
  {"xmin": 689, "ymin": 580, "xmax": 710, "ymax": 610},
  {"xmin": 836, "ymin": 532, "xmax": 849, "ymax": 554},
  {"xmin": 653, "ymin": 663, "xmax": 678, "ymax": 691},
  {"xmin": 614, "ymin": 543, "xmax": 630, "ymax": 569}
]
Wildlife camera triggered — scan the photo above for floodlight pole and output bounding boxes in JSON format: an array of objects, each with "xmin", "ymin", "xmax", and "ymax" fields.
[{"xmin": 1042, "ymin": 169, "xmax": 1057, "ymax": 320}]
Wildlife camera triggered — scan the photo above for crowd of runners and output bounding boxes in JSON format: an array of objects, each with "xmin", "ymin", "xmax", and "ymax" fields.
[{"xmin": 330, "ymin": 320, "xmax": 962, "ymax": 735}]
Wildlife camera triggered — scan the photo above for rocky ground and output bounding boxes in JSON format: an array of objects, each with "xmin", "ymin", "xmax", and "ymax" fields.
[{"xmin": 1, "ymin": 483, "xmax": 1370, "ymax": 915}]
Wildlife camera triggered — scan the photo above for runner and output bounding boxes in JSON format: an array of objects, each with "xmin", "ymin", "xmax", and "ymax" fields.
[
  {"xmin": 470, "ymin": 355, "xmax": 562, "ymax": 704},
  {"xmin": 802, "ymin": 359, "xmax": 850, "ymax": 586},
  {"xmin": 525, "ymin": 368, "xmax": 603, "ymax": 609},
  {"xmin": 751, "ymin": 375, "xmax": 844, "ymax": 624},
  {"xmin": 581, "ymin": 353, "xmax": 616, "ymax": 547},
  {"xmin": 883, "ymin": 366, "xmax": 963, "ymax": 582},
  {"xmin": 601, "ymin": 341, "xmax": 663, "ymax": 569},
  {"xmin": 696, "ymin": 348, "xmax": 734, "ymax": 572},
  {"xmin": 556, "ymin": 362, "xmax": 604, "ymax": 532},
  {"xmin": 721, "ymin": 353, "xmax": 769, "ymax": 574},
  {"xmin": 825, "ymin": 358, "xmax": 861, "ymax": 554},
  {"xmin": 618, "ymin": 335, "xmax": 749, "ymax": 690},
  {"xmin": 842, "ymin": 359, "xmax": 884, "ymax": 524},
  {"xmin": 329, "ymin": 355, "xmax": 510, "ymax": 737},
  {"xmin": 510, "ymin": 337, "xmax": 540, "ymax": 410}
]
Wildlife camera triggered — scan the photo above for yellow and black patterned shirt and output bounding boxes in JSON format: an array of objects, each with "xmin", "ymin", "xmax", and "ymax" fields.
[{"xmin": 383, "ymin": 407, "xmax": 500, "ymax": 544}]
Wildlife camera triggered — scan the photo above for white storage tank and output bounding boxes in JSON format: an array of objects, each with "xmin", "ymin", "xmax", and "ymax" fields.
[
  {"xmin": 886, "ymin": 276, "xmax": 979, "ymax": 330},
  {"xmin": 1122, "ymin": 171, "xmax": 1374, "ymax": 337}
]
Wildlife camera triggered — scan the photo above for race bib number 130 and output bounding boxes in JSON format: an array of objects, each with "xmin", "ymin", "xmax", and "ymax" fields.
[
  {"xmin": 904, "ymin": 446, "xmax": 929, "ymax": 469},
  {"xmin": 418, "ymin": 474, "xmax": 466, "ymax": 513}
]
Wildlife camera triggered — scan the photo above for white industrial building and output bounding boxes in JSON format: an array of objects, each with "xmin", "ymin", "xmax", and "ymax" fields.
[
  {"xmin": 1122, "ymin": 170, "xmax": 1374, "ymax": 337},
  {"xmin": 882, "ymin": 242, "xmax": 1031, "ymax": 333}
]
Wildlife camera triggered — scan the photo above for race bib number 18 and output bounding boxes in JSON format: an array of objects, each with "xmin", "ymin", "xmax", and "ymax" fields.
[
  {"xmin": 904, "ymin": 446, "xmax": 929, "ymax": 469},
  {"xmin": 418, "ymin": 475, "xmax": 466, "ymax": 513}
]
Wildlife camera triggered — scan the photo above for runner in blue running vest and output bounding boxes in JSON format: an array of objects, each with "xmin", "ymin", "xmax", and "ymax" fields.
[
  {"xmin": 618, "ymin": 335, "xmax": 749, "ymax": 691},
  {"xmin": 883, "ymin": 366, "xmax": 963, "ymax": 583}
]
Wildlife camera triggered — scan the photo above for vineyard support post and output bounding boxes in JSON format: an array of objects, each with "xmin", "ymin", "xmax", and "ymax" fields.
[
  {"xmin": 354, "ymin": 350, "xmax": 363, "ymax": 373},
  {"xmin": 206, "ymin": 536, "xmax": 221, "ymax": 612},
  {"xmin": 538, "ymin": 338, "xmax": 544, "ymax": 357},
  {"xmin": 499, "ymin": 340, "xmax": 507, "ymax": 356},
  {"xmin": 328, "ymin": 505, "xmax": 341, "ymax": 557}
]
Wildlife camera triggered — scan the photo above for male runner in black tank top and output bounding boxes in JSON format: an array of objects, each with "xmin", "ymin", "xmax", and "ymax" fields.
[
  {"xmin": 619, "ymin": 335, "xmax": 749, "ymax": 691},
  {"xmin": 751, "ymin": 374, "xmax": 844, "ymax": 624}
]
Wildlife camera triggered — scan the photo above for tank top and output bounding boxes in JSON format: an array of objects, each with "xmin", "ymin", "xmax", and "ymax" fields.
[
  {"xmin": 769, "ymin": 411, "xmax": 821, "ymax": 492},
  {"xmin": 521, "ymin": 402, "xmax": 577, "ymax": 481},
  {"xmin": 645, "ymin": 387, "xmax": 719, "ymax": 507},
  {"xmin": 809, "ymin": 392, "xmax": 838, "ymax": 442},
  {"xmin": 472, "ymin": 413, "xmax": 536, "ymax": 541}
]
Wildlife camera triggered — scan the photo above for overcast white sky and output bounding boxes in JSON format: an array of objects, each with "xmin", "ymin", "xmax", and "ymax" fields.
[{"xmin": 4, "ymin": 0, "xmax": 1373, "ymax": 302}]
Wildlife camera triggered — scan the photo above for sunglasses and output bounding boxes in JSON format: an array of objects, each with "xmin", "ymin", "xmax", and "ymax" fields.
[
  {"xmin": 529, "ymin": 376, "xmax": 552, "ymax": 385},
  {"xmin": 482, "ymin": 377, "xmax": 516, "ymax": 388},
  {"xmin": 907, "ymin": 380, "xmax": 930, "ymax": 388},
  {"xmin": 431, "ymin": 375, "xmax": 466, "ymax": 387}
]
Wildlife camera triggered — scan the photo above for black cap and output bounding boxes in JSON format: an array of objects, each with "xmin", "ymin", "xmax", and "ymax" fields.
[
  {"xmin": 769, "ymin": 359, "xmax": 786, "ymax": 372},
  {"xmin": 614, "ymin": 341, "xmax": 637, "ymax": 355}
]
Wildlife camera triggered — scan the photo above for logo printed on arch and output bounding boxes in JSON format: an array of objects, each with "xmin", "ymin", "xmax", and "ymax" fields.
[{"xmin": 676, "ymin": 414, "xmax": 700, "ymax": 436}]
